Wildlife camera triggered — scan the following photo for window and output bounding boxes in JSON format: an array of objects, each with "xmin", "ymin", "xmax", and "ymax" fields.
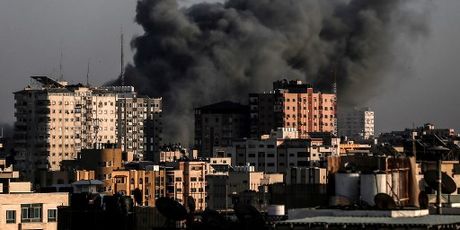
[
  {"xmin": 6, "ymin": 210, "xmax": 16, "ymax": 224},
  {"xmin": 21, "ymin": 204, "xmax": 42, "ymax": 223},
  {"xmin": 48, "ymin": 209, "xmax": 57, "ymax": 222}
]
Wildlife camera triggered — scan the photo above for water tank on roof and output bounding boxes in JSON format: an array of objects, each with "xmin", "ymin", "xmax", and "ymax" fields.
[
  {"xmin": 267, "ymin": 205, "xmax": 285, "ymax": 216},
  {"xmin": 360, "ymin": 173, "xmax": 387, "ymax": 206},
  {"xmin": 335, "ymin": 172, "xmax": 360, "ymax": 202}
]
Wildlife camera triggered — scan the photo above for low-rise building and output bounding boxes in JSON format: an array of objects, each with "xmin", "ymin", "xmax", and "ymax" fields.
[
  {"xmin": 214, "ymin": 128, "xmax": 339, "ymax": 173},
  {"xmin": 206, "ymin": 164, "xmax": 283, "ymax": 210},
  {"xmin": 165, "ymin": 160, "xmax": 207, "ymax": 211},
  {"xmin": 0, "ymin": 192, "xmax": 69, "ymax": 230},
  {"xmin": 111, "ymin": 166, "xmax": 167, "ymax": 206}
]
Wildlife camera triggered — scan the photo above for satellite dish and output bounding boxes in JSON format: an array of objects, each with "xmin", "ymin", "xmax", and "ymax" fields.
[
  {"xmin": 374, "ymin": 193, "xmax": 397, "ymax": 210},
  {"xmin": 418, "ymin": 191, "xmax": 429, "ymax": 209},
  {"xmin": 156, "ymin": 197, "xmax": 187, "ymax": 221},
  {"xmin": 234, "ymin": 204, "xmax": 265, "ymax": 229},
  {"xmin": 424, "ymin": 170, "xmax": 457, "ymax": 194},
  {"xmin": 201, "ymin": 208, "xmax": 229, "ymax": 229},
  {"xmin": 186, "ymin": 196, "xmax": 196, "ymax": 213}
]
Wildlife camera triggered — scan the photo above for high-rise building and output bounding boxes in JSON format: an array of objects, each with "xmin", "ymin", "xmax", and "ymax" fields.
[
  {"xmin": 14, "ymin": 77, "xmax": 118, "ymax": 183},
  {"xmin": 13, "ymin": 77, "xmax": 162, "ymax": 184},
  {"xmin": 194, "ymin": 101, "xmax": 249, "ymax": 157},
  {"xmin": 110, "ymin": 87, "xmax": 162, "ymax": 161},
  {"xmin": 338, "ymin": 107, "xmax": 375, "ymax": 140},
  {"xmin": 249, "ymin": 80, "xmax": 337, "ymax": 139}
]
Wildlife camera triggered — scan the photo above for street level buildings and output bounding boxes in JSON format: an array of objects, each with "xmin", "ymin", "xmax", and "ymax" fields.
[{"xmin": 214, "ymin": 128, "xmax": 340, "ymax": 173}]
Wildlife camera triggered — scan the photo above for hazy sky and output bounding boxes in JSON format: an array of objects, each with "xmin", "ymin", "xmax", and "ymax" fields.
[{"xmin": 0, "ymin": 0, "xmax": 459, "ymax": 134}]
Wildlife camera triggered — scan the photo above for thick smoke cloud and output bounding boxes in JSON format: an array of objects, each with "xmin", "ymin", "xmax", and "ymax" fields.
[{"xmin": 122, "ymin": 0, "xmax": 429, "ymax": 144}]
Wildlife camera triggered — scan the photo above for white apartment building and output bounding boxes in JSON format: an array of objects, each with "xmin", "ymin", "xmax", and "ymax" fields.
[
  {"xmin": 338, "ymin": 107, "xmax": 375, "ymax": 140},
  {"xmin": 13, "ymin": 77, "xmax": 162, "ymax": 184},
  {"xmin": 111, "ymin": 90, "xmax": 162, "ymax": 161},
  {"xmin": 213, "ymin": 128, "xmax": 340, "ymax": 173}
]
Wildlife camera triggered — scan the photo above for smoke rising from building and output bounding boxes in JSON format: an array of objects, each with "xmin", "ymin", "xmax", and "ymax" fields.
[{"xmin": 120, "ymin": 0, "xmax": 429, "ymax": 144}]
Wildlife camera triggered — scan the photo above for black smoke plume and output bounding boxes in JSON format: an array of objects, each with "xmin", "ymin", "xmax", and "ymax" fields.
[{"xmin": 120, "ymin": 0, "xmax": 429, "ymax": 144}]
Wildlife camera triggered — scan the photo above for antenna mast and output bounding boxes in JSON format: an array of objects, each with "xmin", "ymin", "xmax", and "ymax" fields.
[
  {"xmin": 59, "ymin": 48, "xmax": 64, "ymax": 81},
  {"xmin": 120, "ymin": 27, "xmax": 124, "ymax": 86},
  {"xmin": 86, "ymin": 60, "xmax": 90, "ymax": 87},
  {"xmin": 332, "ymin": 67, "xmax": 338, "ymax": 136}
]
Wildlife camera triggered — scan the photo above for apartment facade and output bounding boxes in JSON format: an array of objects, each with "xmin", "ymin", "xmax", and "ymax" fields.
[
  {"xmin": 111, "ymin": 166, "xmax": 167, "ymax": 207},
  {"xmin": 194, "ymin": 101, "xmax": 250, "ymax": 157},
  {"xmin": 250, "ymin": 80, "xmax": 336, "ymax": 139},
  {"xmin": 0, "ymin": 192, "xmax": 69, "ymax": 230},
  {"xmin": 14, "ymin": 77, "xmax": 118, "ymax": 184},
  {"xmin": 115, "ymin": 94, "xmax": 162, "ymax": 161},
  {"xmin": 13, "ymin": 77, "xmax": 162, "ymax": 185},
  {"xmin": 76, "ymin": 147, "xmax": 123, "ymax": 193},
  {"xmin": 166, "ymin": 160, "xmax": 207, "ymax": 211},
  {"xmin": 338, "ymin": 107, "xmax": 375, "ymax": 140},
  {"xmin": 214, "ymin": 128, "xmax": 339, "ymax": 173},
  {"xmin": 206, "ymin": 164, "xmax": 283, "ymax": 210}
]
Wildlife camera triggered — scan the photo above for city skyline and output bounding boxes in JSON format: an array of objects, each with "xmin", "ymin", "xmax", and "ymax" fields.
[{"xmin": 1, "ymin": 0, "xmax": 460, "ymax": 136}]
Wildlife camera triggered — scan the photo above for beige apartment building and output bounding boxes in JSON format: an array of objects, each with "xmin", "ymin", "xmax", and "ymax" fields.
[
  {"xmin": 206, "ymin": 164, "xmax": 283, "ymax": 210},
  {"xmin": 0, "ymin": 158, "xmax": 69, "ymax": 230},
  {"xmin": 214, "ymin": 128, "xmax": 340, "ymax": 173},
  {"xmin": 0, "ymin": 192, "xmax": 69, "ymax": 230},
  {"xmin": 77, "ymin": 147, "xmax": 123, "ymax": 193},
  {"xmin": 14, "ymin": 77, "xmax": 163, "ymax": 185},
  {"xmin": 14, "ymin": 77, "xmax": 117, "ymax": 184},
  {"xmin": 250, "ymin": 79, "xmax": 337, "ymax": 139},
  {"xmin": 166, "ymin": 160, "xmax": 207, "ymax": 211},
  {"xmin": 111, "ymin": 166, "xmax": 167, "ymax": 207}
]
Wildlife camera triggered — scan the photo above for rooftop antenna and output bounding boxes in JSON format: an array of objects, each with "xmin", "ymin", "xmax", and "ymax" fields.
[
  {"xmin": 86, "ymin": 60, "xmax": 90, "ymax": 87},
  {"xmin": 59, "ymin": 47, "xmax": 64, "ymax": 81},
  {"xmin": 332, "ymin": 66, "xmax": 338, "ymax": 136},
  {"xmin": 120, "ymin": 27, "xmax": 124, "ymax": 86}
]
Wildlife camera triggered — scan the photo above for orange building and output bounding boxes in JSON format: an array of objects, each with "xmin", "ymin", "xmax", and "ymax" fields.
[
  {"xmin": 166, "ymin": 160, "xmax": 207, "ymax": 211},
  {"xmin": 111, "ymin": 166, "xmax": 167, "ymax": 207},
  {"xmin": 250, "ymin": 80, "xmax": 336, "ymax": 139}
]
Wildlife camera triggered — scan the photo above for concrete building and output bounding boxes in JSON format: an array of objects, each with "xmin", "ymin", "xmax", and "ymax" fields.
[
  {"xmin": 13, "ymin": 77, "xmax": 118, "ymax": 184},
  {"xmin": 194, "ymin": 101, "xmax": 250, "ymax": 157},
  {"xmin": 338, "ymin": 107, "xmax": 375, "ymax": 140},
  {"xmin": 0, "ymin": 192, "xmax": 69, "ymax": 230},
  {"xmin": 158, "ymin": 144, "xmax": 187, "ymax": 163},
  {"xmin": 0, "ymin": 158, "xmax": 69, "ymax": 230},
  {"xmin": 112, "ymin": 89, "xmax": 162, "ymax": 161},
  {"xmin": 13, "ymin": 77, "xmax": 162, "ymax": 185},
  {"xmin": 76, "ymin": 147, "xmax": 123, "ymax": 193},
  {"xmin": 214, "ymin": 128, "xmax": 339, "ymax": 173},
  {"xmin": 286, "ymin": 167, "xmax": 327, "ymax": 184},
  {"xmin": 206, "ymin": 164, "xmax": 283, "ymax": 210},
  {"xmin": 165, "ymin": 160, "xmax": 207, "ymax": 211},
  {"xmin": 111, "ymin": 165, "xmax": 167, "ymax": 207},
  {"xmin": 249, "ymin": 79, "xmax": 336, "ymax": 139}
]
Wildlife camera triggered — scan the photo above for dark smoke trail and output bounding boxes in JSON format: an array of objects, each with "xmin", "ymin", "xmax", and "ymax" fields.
[{"xmin": 120, "ymin": 0, "xmax": 429, "ymax": 144}]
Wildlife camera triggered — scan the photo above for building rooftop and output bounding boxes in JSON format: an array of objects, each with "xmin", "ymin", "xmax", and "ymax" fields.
[
  {"xmin": 277, "ymin": 215, "xmax": 460, "ymax": 228},
  {"xmin": 196, "ymin": 101, "xmax": 248, "ymax": 114}
]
